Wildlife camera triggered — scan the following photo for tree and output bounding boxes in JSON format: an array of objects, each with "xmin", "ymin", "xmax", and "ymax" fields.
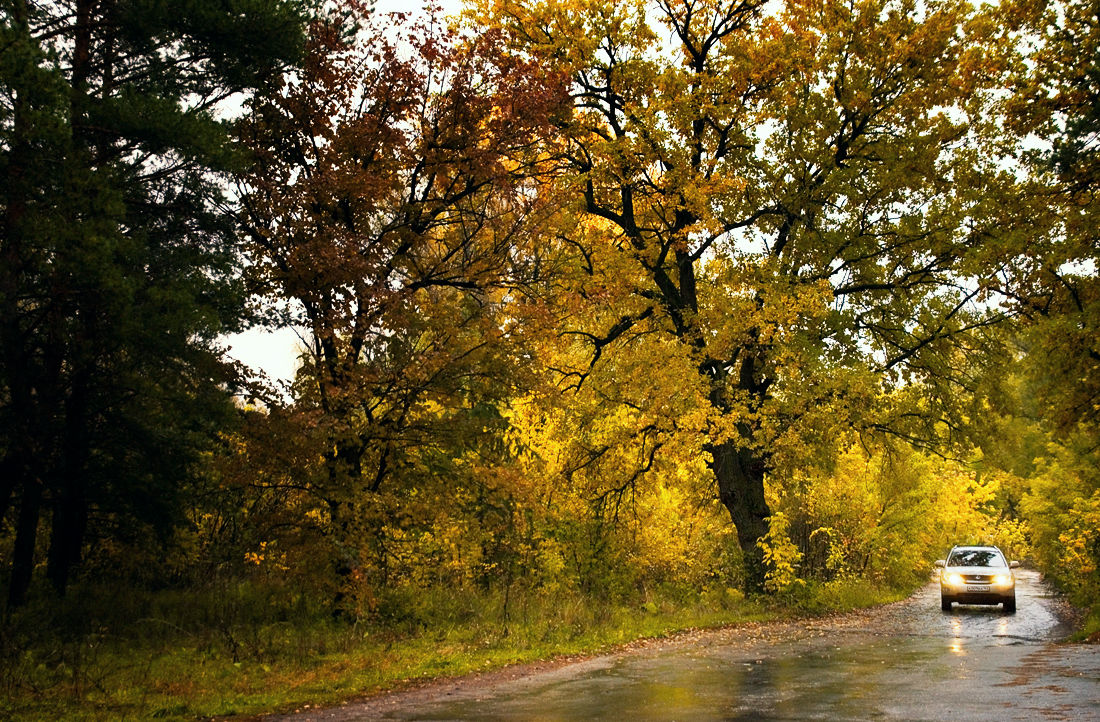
[
  {"xmin": 994, "ymin": 0, "xmax": 1100, "ymax": 607},
  {"xmin": 0, "ymin": 0, "xmax": 307, "ymax": 606},
  {"xmin": 477, "ymin": 0, "xmax": 1026, "ymax": 587},
  {"xmin": 234, "ymin": 4, "xmax": 568, "ymax": 600},
  {"xmin": 1005, "ymin": 0, "xmax": 1100, "ymax": 443}
]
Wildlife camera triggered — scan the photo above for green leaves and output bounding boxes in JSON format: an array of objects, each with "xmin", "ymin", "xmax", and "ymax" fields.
[{"xmin": 0, "ymin": 0, "xmax": 308, "ymax": 604}]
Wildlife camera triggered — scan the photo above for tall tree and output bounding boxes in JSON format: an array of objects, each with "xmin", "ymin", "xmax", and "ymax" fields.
[
  {"xmin": 478, "ymin": 0, "xmax": 1026, "ymax": 587},
  {"xmin": 235, "ymin": 5, "xmax": 567, "ymax": 596},
  {"xmin": 0, "ymin": 0, "xmax": 307, "ymax": 606},
  {"xmin": 998, "ymin": 0, "xmax": 1100, "ymax": 604}
]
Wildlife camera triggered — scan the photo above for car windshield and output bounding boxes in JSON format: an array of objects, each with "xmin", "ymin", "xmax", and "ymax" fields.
[{"xmin": 948, "ymin": 549, "xmax": 1006, "ymax": 567}]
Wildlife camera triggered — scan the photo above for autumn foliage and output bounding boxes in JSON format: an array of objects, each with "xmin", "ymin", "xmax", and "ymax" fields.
[
  {"xmin": 3, "ymin": 0, "xmax": 1100, "ymax": 675},
  {"xmin": 201, "ymin": 0, "xmax": 1090, "ymax": 613}
]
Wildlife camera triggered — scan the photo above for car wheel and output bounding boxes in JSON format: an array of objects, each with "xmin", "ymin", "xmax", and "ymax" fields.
[
  {"xmin": 941, "ymin": 596, "xmax": 952, "ymax": 612},
  {"xmin": 1003, "ymin": 595, "xmax": 1016, "ymax": 614}
]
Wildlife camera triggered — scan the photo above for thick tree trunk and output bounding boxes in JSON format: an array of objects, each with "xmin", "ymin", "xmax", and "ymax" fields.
[
  {"xmin": 709, "ymin": 438, "xmax": 771, "ymax": 592},
  {"xmin": 38, "ymin": 0, "xmax": 101, "ymax": 599},
  {"xmin": 47, "ymin": 410, "xmax": 90, "ymax": 596},
  {"xmin": 46, "ymin": 487, "xmax": 87, "ymax": 597},
  {"xmin": 46, "ymin": 319, "xmax": 95, "ymax": 596},
  {"xmin": 8, "ymin": 477, "xmax": 42, "ymax": 608}
]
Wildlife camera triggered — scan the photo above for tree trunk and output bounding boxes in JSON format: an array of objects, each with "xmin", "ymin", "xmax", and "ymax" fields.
[
  {"xmin": 46, "ymin": 485, "xmax": 87, "ymax": 597},
  {"xmin": 2, "ymin": 0, "xmax": 40, "ymax": 610},
  {"xmin": 0, "ymin": 457, "xmax": 16, "ymax": 524},
  {"xmin": 8, "ymin": 477, "xmax": 42, "ymax": 608},
  {"xmin": 709, "ymin": 438, "xmax": 770, "ymax": 592},
  {"xmin": 46, "ymin": 300, "xmax": 95, "ymax": 596},
  {"xmin": 47, "ymin": 391, "xmax": 91, "ymax": 596},
  {"xmin": 39, "ymin": 0, "xmax": 100, "ymax": 598}
]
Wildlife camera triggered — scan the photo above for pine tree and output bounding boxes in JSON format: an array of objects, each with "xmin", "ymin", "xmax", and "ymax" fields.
[{"xmin": 0, "ymin": 0, "xmax": 307, "ymax": 605}]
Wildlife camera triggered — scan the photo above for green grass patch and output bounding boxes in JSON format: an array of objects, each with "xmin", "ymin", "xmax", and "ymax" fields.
[
  {"xmin": 0, "ymin": 580, "xmax": 908, "ymax": 721},
  {"xmin": 771, "ymin": 577, "xmax": 916, "ymax": 616}
]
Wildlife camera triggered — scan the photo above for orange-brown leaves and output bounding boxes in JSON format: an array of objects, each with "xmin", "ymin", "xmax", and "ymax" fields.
[{"xmin": 235, "ymin": 3, "xmax": 570, "ymax": 514}]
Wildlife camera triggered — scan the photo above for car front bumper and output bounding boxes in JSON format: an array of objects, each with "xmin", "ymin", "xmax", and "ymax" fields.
[{"xmin": 940, "ymin": 580, "xmax": 1014, "ymax": 605}]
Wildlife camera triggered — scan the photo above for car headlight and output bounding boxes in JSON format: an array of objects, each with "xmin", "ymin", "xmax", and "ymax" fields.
[
  {"xmin": 944, "ymin": 573, "xmax": 964, "ymax": 586},
  {"xmin": 993, "ymin": 574, "xmax": 1012, "ymax": 586}
]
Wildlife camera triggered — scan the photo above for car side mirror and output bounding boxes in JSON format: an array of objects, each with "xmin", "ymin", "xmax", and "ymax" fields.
[
  {"xmin": 934, "ymin": 560, "xmax": 946, "ymax": 568},
  {"xmin": 1010, "ymin": 561, "xmax": 1020, "ymax": 569}
]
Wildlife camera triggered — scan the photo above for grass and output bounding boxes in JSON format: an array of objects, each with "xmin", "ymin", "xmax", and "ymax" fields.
[
  {"xmin": 1068, "ymin": 602, "xmax": 1100, "ymax": 643},
  {"xmin": 0, "ymin": 579, "xmax": 911, "ymax": 721}
]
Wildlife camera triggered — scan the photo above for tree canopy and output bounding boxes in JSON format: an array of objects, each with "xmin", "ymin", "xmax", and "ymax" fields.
[
  {"xmin": 463, "ymin": 0, "xmax": 1034, "ymax": 585},
  {"xmin": 3, "ymin": 0, "xmax": 1099, "ymax": 626}
]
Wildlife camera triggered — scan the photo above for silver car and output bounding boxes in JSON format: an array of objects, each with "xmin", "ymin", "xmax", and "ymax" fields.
[{"xmin": 935, "ymin": 545, "xmax": 1020, "ymax": 613}]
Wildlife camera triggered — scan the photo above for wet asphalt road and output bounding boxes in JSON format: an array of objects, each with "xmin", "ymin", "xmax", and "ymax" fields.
[{"xmin": 273, "ymin": 570, "xmax": 1100, "ymax": 721}]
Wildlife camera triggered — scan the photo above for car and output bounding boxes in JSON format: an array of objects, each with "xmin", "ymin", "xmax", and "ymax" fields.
[{"xmin": 935, "ymin": 545, "xmax": 1020, "ymax": 613}]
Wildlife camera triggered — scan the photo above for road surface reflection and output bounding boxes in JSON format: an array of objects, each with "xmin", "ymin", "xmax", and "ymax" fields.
[{"xmin": 273, "ymin": 570, "xmax": 1100, "ymax": 721}]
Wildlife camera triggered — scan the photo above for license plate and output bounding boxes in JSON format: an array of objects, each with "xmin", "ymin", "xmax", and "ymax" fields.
[{"xmin": 966, "ymin": 584, "xmax": 990, "ymax": 592}]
